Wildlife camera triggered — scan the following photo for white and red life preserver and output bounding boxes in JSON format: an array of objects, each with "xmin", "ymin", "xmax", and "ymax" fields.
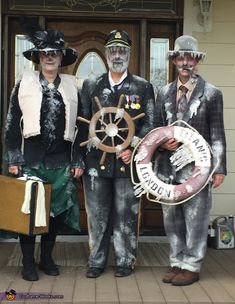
[{"xmin": 132, "ymin": 123, "xmax": 213, "ymax": 205}]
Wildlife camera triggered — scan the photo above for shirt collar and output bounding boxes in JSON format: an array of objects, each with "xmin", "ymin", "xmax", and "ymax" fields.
[
  {"xmin": 108, "ymin": 70, "xmax": 128, "ymax": 88},
  {"xmin": 177, "ymin": 76, "xmax": 198, "ymax": 92}
]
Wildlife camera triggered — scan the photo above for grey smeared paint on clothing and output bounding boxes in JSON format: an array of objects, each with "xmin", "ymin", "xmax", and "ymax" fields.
[{"xmin": 87, "ymin": 168, "xmax": 99, "ymax": 190}]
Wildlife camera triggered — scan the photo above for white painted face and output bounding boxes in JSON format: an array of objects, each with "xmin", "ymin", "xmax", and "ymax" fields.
[
  {"xmin": 106, "ymin": 45, "xmax": 130, "ymax": 73},
  {"xmin": 39, "ymin": 50, "xmax": 62, "ymax": 72},
  {"xmin": 173, "ymin": 54, "xmax": 199, "ymax": 81}
]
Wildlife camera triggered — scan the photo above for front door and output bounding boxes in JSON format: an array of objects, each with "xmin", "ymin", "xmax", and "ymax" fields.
[
  {"xmin": 6, "ymin": 17, "xmax": 179, "ymax": 235},
  {"xmin": 47, "ymin": 19, "xmax": 140, "ymax": 85}
]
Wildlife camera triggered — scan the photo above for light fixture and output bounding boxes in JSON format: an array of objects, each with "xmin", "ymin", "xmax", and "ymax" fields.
[{"xmin": 199, "ymin": 0, "xmax": 214, "ymax": 34}]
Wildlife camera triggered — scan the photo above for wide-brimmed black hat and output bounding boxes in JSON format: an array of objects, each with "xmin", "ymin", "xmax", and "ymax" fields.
[
  {"xmin": 23, "ymin": 28, "xmax": 77, "ymax": 67},
  {"xmin": 105, "ymin": 29, "xmax": 132, "ymax": 48}
]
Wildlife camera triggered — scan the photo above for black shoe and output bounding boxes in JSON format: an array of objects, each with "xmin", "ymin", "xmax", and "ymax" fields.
[
  {"xmin": 86, "ymin": 267, "xmax": 104, "ymax": 278},
  {"xmin": 22, "ymin": 263, "xmax": 39, "ymax": 281},
  {"xmin": 39, "ymin": 261, "xmax": 60, "ymax": 276},
  {"xmin": 115, "ymin": 267, "xmax": 133, "ymax": 277}
]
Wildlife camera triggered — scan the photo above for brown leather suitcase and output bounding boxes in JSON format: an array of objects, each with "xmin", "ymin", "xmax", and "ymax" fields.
[{"xmin": 0, "ymin": 175, "xmax": 51, "ymax": 235}]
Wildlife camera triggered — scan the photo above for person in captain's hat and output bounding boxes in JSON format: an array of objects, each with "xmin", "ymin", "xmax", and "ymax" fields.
[
  {"xmin": 155, "ymin": 35, "xmax": 227, "ymax": 286},
  {"xmin": 80, "ymin": 29, "xmax": 156, "ymax": 278},
  {"xmin": 4, "ymin": 19, "xmax": 85, "ymax": 281}
]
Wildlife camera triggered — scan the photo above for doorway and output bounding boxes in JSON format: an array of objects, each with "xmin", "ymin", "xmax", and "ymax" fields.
[{"xmin": 4, "ymin": 16, "xmax": 182, "ymax": 235}]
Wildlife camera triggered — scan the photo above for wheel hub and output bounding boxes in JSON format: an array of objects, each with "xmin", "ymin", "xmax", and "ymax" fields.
[{"xmin": 105, "ymin": 123, "xmax": 118, "ymax": 137}]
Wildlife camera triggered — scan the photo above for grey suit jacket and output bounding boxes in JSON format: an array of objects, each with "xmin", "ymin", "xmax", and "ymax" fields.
[{"xmin": 155, "ymin": 75, "xmax": 227, "ymax": 183}]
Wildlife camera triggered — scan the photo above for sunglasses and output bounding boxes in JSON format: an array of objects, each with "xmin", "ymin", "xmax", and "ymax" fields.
[
  {"xmin": 40, "ymin": 50, "xmax": 61, "ymax": 57},
  {"xmin": 107, "ymin": 46, "xmax": 129, "ymax": 56}
]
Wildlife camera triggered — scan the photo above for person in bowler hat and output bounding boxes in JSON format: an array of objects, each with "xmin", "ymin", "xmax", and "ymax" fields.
[
  {"xmin": 4, "ymin": 19, "xmax": 85, "ymax": 281},
  {"xmin": 155, "ymin": 35, "xmax": 227, "ymax": 286},
  {"xmin": 80, "ymin": 29, "xmax": 156, "ymax": 278}
]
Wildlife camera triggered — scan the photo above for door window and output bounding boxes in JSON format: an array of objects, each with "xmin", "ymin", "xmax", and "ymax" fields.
[
  {"xmin": 15, "ymin": 35, "xmax": 34, "ymax": 82},
  {"xmin": 76, "ymin": 51, "xmax": 107, "ymax": 89},
  {"xmin": 150, "ymin": 38, "xmax": 169, "ymax": 96}
]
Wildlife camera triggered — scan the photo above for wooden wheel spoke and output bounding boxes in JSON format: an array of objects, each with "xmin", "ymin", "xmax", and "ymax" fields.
[
  {"xmin": 118, "ymin": 127, "xmax": 129, "ymax": 132},
  {"xmin": 117, "ymin": 94, "xmax": 125, "ymax": 108},
  {"xmin": 101, "ymin": 135, "xmax": 108, "ymax": 143},
  {"xmin": 95, "ymin": 129, "xmax": 106, "ymax": 133},
  {"xmin": 94, "ymin": 96, "xmax": 102, "ymax": 110},
  {"xmin": 111, "ymin": 137, "xmax": 115, "ymax": 147},
  {"xmin": 109, "ymin": 113, "xmax": 113, "ymax": 124},
  {"xmin": 117, "ymin": 134, "xmax": 125, "ymax": 142},
  {"xmin": 115, "ymin": 118, "xmax": 123, "ymax": 126},
  {"xmin": 132, "ymin": 113, "xmax": 145, "ymax": 121},
  {"xmin": 100, "ymin": 151, "xmax": 107, "ymax": 165},
  {"xmin": 77, "ymin": 116, "xmax": 90, "ymax": 124},
  {"xmin": 80, "ymin": 140, "xmax": 90, "ymax": 147},
  {"xmin": 98, "ymin": 118, "xmax": 107, "ymax": 126}
]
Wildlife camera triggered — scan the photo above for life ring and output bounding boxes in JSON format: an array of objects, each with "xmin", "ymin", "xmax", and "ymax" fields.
[{"xmin": 132, "ymin": 123, "xmax": 213, "ymax": 205}]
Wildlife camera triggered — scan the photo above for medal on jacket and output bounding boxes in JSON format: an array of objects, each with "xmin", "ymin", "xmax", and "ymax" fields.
[
  {"xmin": 124, "ymin": 95, "xmax": 130, "ymax": 109},
  {"xmin": 125, "ymin": 95, "xmax": 141, "ymax": 110},
  {"xmin": 134, "ymin": 96, "xmax": 141, "ymax": 109}
]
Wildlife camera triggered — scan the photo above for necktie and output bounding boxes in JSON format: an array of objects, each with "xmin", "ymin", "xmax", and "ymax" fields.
[
  {"xmin": 113, "ymin": 84, "xmax": 119, "ymax": 93},
  {"xmin": 177, "ymin": 85, "xmax": 188, "ymax": 119}
]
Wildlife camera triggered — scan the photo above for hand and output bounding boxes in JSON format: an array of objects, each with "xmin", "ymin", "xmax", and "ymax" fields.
[
  {"xmin": 160, "ymin": 138, "xmax": 179, "ymax": 151},
  {"xmin": 212, "ymin": 174, "xmax": 225, "ymax": 188},
  {"xmin": 71, "ymin": 168, "xmax": 84, "ymax": 179},
  {"xmin": 119, "ymin": 149, "xmax": 132, "ymax": 165},
  {"xmin": 9, "ymin": 165, "xmax": 21, "ymax": 175}
]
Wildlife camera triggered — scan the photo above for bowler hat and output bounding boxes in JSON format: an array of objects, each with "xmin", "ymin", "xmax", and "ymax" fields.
[{"xmin": 168, "ymin": 35, "xmax": 206, "ymax": 61}]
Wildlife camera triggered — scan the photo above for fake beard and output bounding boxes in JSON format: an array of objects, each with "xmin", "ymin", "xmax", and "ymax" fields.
[{"xmin": 107, "ymin": 57, "xmax": 130, "ymax": 73}]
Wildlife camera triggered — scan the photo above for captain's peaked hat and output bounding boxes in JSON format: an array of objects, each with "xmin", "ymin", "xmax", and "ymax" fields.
[
  {"xmin": 105, "ymin": 29, "xmax": 132, "ymax": 48},
  {"xmin": 168, "ymin": 35, "xmax": 206, "ymax": 61},
  {"xmin": 21, "ymin": 18, "xmax": 77, "ymax": 67}
]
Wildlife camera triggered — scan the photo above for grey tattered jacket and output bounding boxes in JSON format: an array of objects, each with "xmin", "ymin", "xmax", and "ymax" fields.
[{"xmin": 155, "ymin": 75, "xmax": 227, "ymax": 183}]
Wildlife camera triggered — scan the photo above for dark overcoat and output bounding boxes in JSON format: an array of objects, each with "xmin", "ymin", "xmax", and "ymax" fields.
[{"xmin": 80, "ymin": 72, "xmax": 156, "ymax": 178}]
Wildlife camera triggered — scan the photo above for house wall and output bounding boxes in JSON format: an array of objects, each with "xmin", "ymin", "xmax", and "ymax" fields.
[{"xmin": 185, "ymin": 0, "xmax": 235, "ymax": 218}]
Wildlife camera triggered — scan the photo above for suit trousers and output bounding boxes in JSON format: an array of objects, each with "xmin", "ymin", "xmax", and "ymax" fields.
[
  {"xmin": 83, "ymin": 174, "xmax": 140, "ymax": 269},
  {"xmin": 162, "ymin": 185, "xmax": 212, "ymax": 272}
]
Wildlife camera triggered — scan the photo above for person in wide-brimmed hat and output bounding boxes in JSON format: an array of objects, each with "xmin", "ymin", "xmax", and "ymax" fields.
[
  {"xmin": 80, "ymin": 29, "xmax": 156, "ymax": 279},
  {"xmin": 23, "ymin": 28, "xmax": 77, "ymax": 67},
  {"xmin": 155, "ymin": 35, "xmax": 227, "ymax": 286},
  {"xmin": 4, "ymin": 20, "xmax": 85, "ymax": 282}
]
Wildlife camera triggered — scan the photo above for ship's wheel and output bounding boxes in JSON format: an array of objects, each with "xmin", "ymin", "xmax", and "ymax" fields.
[{"xmin": 78, "ymin": 94, "xmax": 145, "ymax": 165}]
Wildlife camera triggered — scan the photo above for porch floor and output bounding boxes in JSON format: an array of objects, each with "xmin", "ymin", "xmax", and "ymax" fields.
[{"xmin": 1, "ymin": 241, "xmax": 235, "ymax": 304}]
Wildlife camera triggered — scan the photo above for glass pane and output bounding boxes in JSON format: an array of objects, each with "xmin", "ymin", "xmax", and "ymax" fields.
[
  {"xmin": 76, "ymin": 51, "xmax": 107, "ymax": 89},
  {"xmin": 150, "ymin": 38, "xmax": 169, "ymax": 96},
  {"xmin": 15, "ymin": 35, "xmax": 34, "ymax": 83},
  {"xmin": 10, "ymin": 0, "xmax": 177, "ymax": 13}
]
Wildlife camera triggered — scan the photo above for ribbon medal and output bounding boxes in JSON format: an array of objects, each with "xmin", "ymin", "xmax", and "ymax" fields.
[
  {"xmin": 125, "ymin": 95, "xmax": 130, "ymax": 109},
  {"xmin": 125, "ymin": 95, "xmax": 141, "ymax": 110},
  {"xmin": 127, "ymin": 95, "xmax": 141, "ymax": 110}
]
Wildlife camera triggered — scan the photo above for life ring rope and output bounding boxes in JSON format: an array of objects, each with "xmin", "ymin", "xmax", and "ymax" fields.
[{"xmin": 130, "ymin": 120, "xmax": 219, "ymax": 205}]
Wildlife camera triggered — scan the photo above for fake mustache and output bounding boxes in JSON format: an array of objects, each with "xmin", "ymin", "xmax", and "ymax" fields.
[
  {"xmin": 113, "ymin": 61, "xmax": 124, "ymax": 64},
  {"xmin": 177, "ymin": 64, "xmax": 194, "ymax": 72}
]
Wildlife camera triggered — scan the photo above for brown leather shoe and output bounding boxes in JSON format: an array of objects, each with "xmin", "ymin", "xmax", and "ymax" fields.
[
  {"xmin": 171, "ymin": 269, "xmax": 199, "ymax": 286},
  {"xmin": 162, "ymin": 267, "xmax": 181, "ymax": 283}
]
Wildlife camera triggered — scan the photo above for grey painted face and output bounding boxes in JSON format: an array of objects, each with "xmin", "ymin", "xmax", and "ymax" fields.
[{"xmin": 106, "ymin": 46, "xmax": 130, "ymax": 73}]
